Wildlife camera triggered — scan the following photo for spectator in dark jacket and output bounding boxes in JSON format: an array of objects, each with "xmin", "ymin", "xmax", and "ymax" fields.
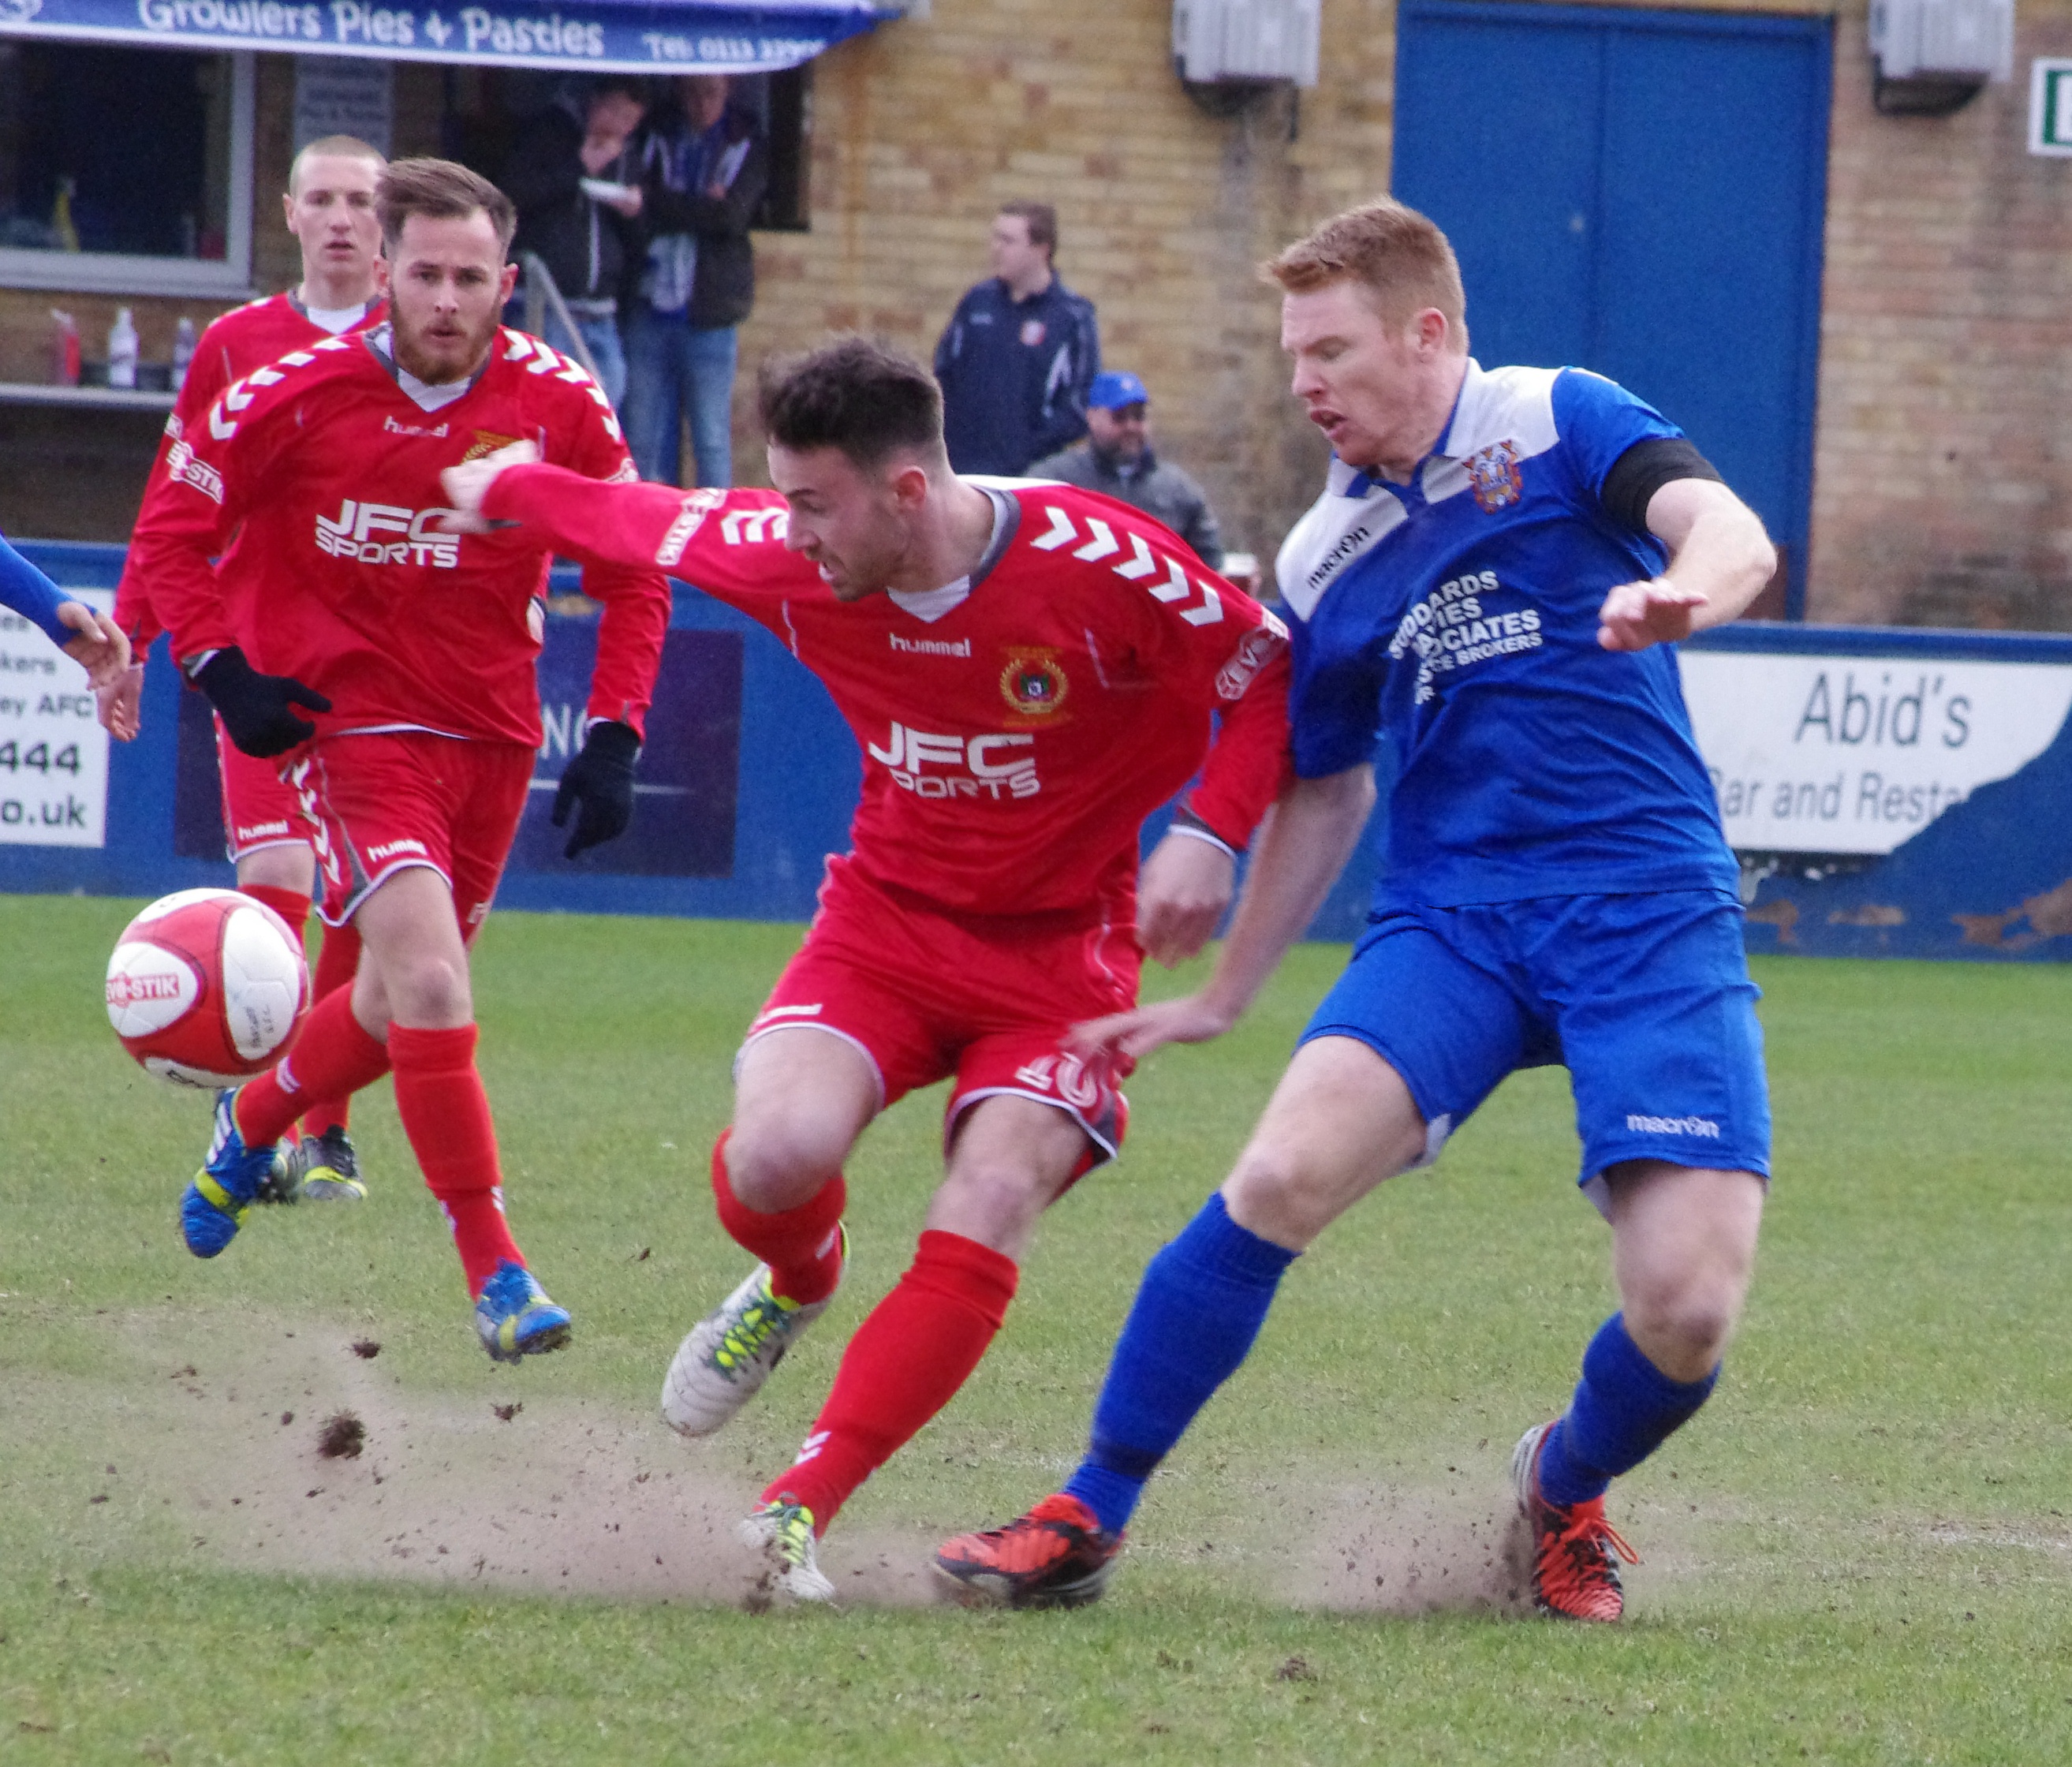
[
  {"xmin": 1029, "ymin": 370, "xmax": 1225, "ymax": 568},
  {"xmin": 933, "ymin": 200, "xmax": 1100, "ymax": 476},
  {"xmin": 622, "ymin": 74, "xmax": 768, "ymax": 485},
  {"xmin": 502, "ymin": 78, "xmax": 646, "ymax": 408}
]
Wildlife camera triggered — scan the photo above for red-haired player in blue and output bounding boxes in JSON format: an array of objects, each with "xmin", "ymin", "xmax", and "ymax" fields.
[{"xmin": 937, "ymin": 197, "xmax": 1779, "ymax": 1623}]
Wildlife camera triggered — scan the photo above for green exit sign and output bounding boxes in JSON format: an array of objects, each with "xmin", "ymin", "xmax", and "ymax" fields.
[{"xmin": 2032, "ymin": 60, "xmax": 2072, "ymax": 155}]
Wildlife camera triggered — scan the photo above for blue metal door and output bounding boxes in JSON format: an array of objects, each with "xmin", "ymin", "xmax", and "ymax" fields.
[{"xmin": 1393, "ymin": 0, "xmax": 1831, "ymax": 617}]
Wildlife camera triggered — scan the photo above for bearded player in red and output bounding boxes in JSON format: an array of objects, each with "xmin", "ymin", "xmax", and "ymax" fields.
[
  {"xmin": 104, "ymin": 133, "xmax": 390, "ymax": 1205},
  {"xmin": 129, "ymin": 159, "xmax": 670, "ymax": 1361},
  {"xmin": 442, "ymin": 336, "xmax": 1290, "ymax": 1594}
]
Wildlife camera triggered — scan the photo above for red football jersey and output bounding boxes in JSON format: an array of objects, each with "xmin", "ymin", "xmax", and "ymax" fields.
[
  {"xmin": 115, "ymin": 291, "xmax": 387, "ymax": 650},
  {"xmin": 132, "ymin": 327, "xmax": 670, "ymax": 747},
  {"xmin": 483, "ymin": 465, "xmax": 1291, "ymax": 919}
]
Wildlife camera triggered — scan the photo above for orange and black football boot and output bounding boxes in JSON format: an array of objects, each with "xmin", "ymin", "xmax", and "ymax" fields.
[
  {"xmin": 933, "ymin": 1492, "xmax": 1123, "ymax": 1609},
  {"xmin": 1513, "ymin": 1421, "xmax": 1641, "ymax": 1622}
]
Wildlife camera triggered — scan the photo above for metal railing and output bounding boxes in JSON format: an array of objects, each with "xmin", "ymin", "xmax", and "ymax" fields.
[{"xmin": 518, "ymin": 251, "xmax": 607, "ymax": 387}]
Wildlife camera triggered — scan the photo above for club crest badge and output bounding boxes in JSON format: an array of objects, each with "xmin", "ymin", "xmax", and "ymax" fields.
[
  {"xmin": 1019, "ymin": 319, "xmax": 1047, "ymax": 348},
  {"xmin": 462, "ymin": 430, "xmax": 524, "ymax": 463},
  {"xmin": 1000, "ymin": 648, "xmax": 1070, "ymax": 719},
  {"xmin": 1465, "ymin": 440, "xmax": 1523, "ymax": 513}
]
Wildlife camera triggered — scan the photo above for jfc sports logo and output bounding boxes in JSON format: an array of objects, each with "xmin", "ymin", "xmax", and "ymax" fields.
[
  {"xmin": 999, "ymin": 648, "xmax": 1069, "ymax": 719},
  {"xmin": 1466, "ymin": 440, "xmax": 1523, "ymax": 513}
]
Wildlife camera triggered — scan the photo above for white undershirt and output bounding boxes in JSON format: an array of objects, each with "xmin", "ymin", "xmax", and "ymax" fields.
[
  {"xmin": 301, "ymin": 301, "xmax": 370, "ymax": 335},
  {"xmin": 885, "ymin": 489, "xmax": 1012, "ymax": 624}
]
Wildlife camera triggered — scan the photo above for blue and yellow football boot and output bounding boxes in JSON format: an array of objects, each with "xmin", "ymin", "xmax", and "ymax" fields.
[
  {"xmin": 179, "ymin": 1088, "xmax": 291, "ymax": 1257},
  {"xmin": 473, "ymin": 1261, "xmax": 573, "ymax": 1364}
]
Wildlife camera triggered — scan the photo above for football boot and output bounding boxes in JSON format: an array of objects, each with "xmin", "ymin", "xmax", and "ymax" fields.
[
  {"xmin": 473, "ymin": 1260, "xmax": 573, "ymax": 1364},
  {"xmin": 180, "ymin": 1088, "xmax": 291, "ymax": 1257},
  {"xmin": 293, "ymin": 1125, "xmax": 367, "ymax": 1202},
  {"xmin": 1512, "ymin": 1421, "xmax": 1641, "ymax": 1623},
  {"xmin": 932, "ymin": 1492, "xmax": 1124, "ymax": 1609},
  {"xmin": 661, "ymin": 1228, "xmax": 848, "ymax": 1437},
  {"xmin": 739, "ymin": 1496, "xmax": 836, "ymax": 1604}
]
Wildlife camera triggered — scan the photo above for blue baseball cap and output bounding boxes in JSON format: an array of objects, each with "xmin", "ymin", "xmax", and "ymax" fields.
[{"xmin": 1088, "ymin": 370, "xmax": 1149, "ymax": 410}]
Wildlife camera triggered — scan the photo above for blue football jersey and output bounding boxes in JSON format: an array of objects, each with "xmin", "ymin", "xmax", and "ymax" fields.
[{"xmin": 1275, "ymin": 360, "xmax": 1738, "ymax": 910}]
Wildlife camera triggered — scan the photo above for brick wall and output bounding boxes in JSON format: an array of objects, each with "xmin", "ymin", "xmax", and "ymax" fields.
[
  {"xmin": 737, "ymin": 0, "xmax": 1402, "ymax": 577},
  {"xmin": 1811, "ymin": 0, "xmax": 2072, "ymax": 629}
]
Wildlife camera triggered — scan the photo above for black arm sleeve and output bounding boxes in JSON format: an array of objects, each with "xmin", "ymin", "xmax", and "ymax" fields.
[{"xmin": 1599, "ymin": 436, "xmax": 1723, "ymax": 536}]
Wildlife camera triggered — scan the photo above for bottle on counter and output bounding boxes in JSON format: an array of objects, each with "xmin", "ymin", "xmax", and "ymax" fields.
[
  {"xmin": 170, "ymin": 317, "xmax": 197, "ymax": 393},
  {"xmin": 50, "ymin": 310, "xmax": 80, "ymax": 387},
  {"xmin": 107, "ymin": 308, "xmax": 140, "ymax": 390}
]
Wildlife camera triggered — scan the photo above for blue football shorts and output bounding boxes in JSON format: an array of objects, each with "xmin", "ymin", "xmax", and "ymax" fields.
[{"xmin": 1300, "ymin": 889, "xmax": 1770, "ymax": 1208}]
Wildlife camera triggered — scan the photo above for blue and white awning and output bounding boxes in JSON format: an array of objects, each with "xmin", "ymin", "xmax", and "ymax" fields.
[{"xmin": 0, "ymin": 0, "xmax": 885, "ymax": 73}]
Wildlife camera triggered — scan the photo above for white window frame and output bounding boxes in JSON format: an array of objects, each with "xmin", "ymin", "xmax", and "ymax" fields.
[{"xmin": 0, "ymin": 50, "xmax": 256, "ymax": 297}]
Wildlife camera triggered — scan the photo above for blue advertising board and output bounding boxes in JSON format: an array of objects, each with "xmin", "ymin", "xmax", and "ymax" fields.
[
  {"xmin": 0, "ymin": 540, "xmax": 857, "ymax": 922},
  {"xmin": 8, "ymin": 541, "xmax": 2072, "ymax": 960},
  {"xmin": 0, "ymin": 0, "xmax": 883, "ymax": 74}
]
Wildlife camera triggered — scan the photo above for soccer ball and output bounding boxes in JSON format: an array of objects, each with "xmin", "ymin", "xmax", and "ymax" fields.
[{"xmin": 106, "ymin": 888, "xmax": 310, "ymax": 1089}]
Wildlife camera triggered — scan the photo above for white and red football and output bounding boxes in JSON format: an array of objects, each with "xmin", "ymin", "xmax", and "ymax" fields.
[{"xmin": 105, "ymin": 888, "xmax": 310, "ymax": 1089}]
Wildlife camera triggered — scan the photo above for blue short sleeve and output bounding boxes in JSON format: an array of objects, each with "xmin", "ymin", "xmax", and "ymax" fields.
[
  {"xmin": 0, "ymin": 533, "xmax": 75, "ymax": 650},
  {"xmin": 1286, "ymin": 611, "xmax": 1383, "ymax": 778},
  {"xmin": 1551, "ymin": 369, "xmax": 1685, "ymax": 502}
]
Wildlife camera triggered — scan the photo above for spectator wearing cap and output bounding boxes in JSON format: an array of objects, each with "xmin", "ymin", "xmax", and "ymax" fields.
[
  {"xmin": 933, "ymin": 200, "xmax": 1102, "ymax": 477},
  {"xmin": 1029, "ymin": 370, "xmax": 1226, "ymax": 569}
]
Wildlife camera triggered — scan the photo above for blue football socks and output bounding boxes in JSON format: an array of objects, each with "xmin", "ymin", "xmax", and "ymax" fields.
[
  {"xmin": 1062, "ymin": 1191, "xmax": 1299, "ymax": 1537},
  {"xmin": 1536, "ymin": 1311, "xmax": 1718, "ymax": 1507}
]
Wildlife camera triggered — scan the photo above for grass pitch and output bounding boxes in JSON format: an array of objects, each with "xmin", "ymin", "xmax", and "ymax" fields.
[{"xmin": 2, "ymin": 895, "xmax": 2069, "ymax": 1764}]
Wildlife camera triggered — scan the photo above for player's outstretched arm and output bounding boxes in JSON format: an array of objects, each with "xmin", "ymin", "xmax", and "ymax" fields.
[
  {"xmin": 0, "ymin": 535, "xmax": 131, "ymax": 687},
  {"xmin": 1598, "ymin": 479, "xmax": 1775, "ymax": 652},
  {"xmin": 1073, "ymin": 764, "xmax": 1375, "ymax": 1063},
  {"xmin": 450, "ymin": 450, "xmax": 709, "ymax": 575}
]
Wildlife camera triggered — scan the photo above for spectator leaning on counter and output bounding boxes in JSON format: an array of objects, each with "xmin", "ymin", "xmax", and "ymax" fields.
[
  {"xmin": 934, "ymin": 200, "xmax": 1101, "ymax": 477},
  {"xmin": 622, "ymin": 75, "xmax": 769, "ymax": 486},
  {"xmin": 503, "ymin": 77, "xmax": 648, "ymax": 409},
  {"xmin": 1029, "ymin": 370, "xmax": 1225, "ymax": 570}
]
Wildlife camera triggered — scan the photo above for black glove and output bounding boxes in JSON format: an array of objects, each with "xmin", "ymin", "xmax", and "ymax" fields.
[
  {"xmin": 191, "ymin": 646, "xmax": 331, "ymax": 757},
  {"xmin": 552, "ymin": 719, "xmax": 639, "ymax": 858}
]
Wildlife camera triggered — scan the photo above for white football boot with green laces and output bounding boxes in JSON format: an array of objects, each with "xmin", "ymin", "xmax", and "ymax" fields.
[
  {"xmin": 660, "ymin": 1229, "xmax": 848, "ymax": 1436},
  {"xmin": 739, "ymin": 1496, "xmax": 836, "ymax": 1604}
]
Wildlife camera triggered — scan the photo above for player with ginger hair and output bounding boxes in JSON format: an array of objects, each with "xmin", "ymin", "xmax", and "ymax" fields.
[
  {"xmin": 442, "ymin": 334, "xmax": 1290, "ymax": 1599},
  {"xmin": 935, "ymin": 197, "xmax": 1777, "ymax": 1622},
  {"xmin": 129, "ymin": 158, "xmax": 670, "ymax": 1360}
]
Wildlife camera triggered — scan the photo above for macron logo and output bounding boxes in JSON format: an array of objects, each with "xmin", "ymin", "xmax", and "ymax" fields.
[
  {"xmin": 368, "ymin": 838, "xmax": 428, "ymax": 862},
  {"xmin": 1626, "ymin": 1113, "xmax": 1722, "ymax": 1140}
]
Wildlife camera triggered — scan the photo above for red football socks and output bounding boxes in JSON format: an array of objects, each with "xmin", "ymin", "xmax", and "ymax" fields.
[
  {"xmin": 239, "ymin": 883, "xmax": 309, "ymax": 943},
  {"xmin": 297, "ymin": 920, "xmax": 362, "ymax": 1137},
  {"xmin": 389, "ymin": 1023, "xmax": 523, "ymax": 1296},
  {"xmin": 234, "ymin": 986, "xmax": 389, "ymax": 1149},
  {"xmin": 763, "ymin": 1231, "xmax": 1019, "ymax": 1529},
  {"xmin": 710, "ymin": 1131, "xmax": 847, "ymax": 1306}
]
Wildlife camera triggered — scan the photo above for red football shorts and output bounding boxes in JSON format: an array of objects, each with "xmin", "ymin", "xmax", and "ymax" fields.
[
  {"xmin": 215, "ymin": 715, "xmax": 307, "ymax": 861},
  {"xmin": 741, "ymin": 857, "xmax": 1143, "ymax": 1174},
  {"xmin": 286, "ymin": 731, "xmax": 534, "ymax": 935}
]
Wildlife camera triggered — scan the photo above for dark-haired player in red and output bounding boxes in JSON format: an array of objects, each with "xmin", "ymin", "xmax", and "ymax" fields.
[
  {"xmin": 105, "ymin": 133, "xmax": 390, "ymax": 1202},
  {"xmin": 443, "ymin": 335, "xmax": 1290, "ymax": 1596},
  {"xmin": 129, "ymin": 158, "xmax": 670, "ymax": 1361}
]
